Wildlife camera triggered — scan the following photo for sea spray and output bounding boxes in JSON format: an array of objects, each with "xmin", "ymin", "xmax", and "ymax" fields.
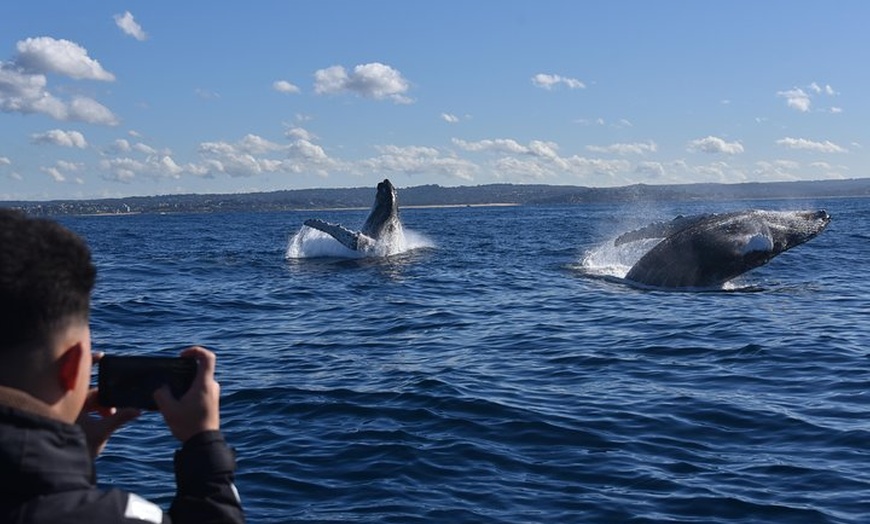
[
  {"xmin": 285, "ymin": 225, "xmax": 433, "ymax": 259},
  {"xmin": 580, "ymin": 237, "xmax": 659, "ymax": 279}
]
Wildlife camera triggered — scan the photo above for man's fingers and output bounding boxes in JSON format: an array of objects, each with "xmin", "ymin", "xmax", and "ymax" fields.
[
  {"xmin": 152, "ymin": 384, "xmax": 173, "ymax": 409},
  {"xmin": 180, "ymin": 346, "xmax": 216, "ymax": 384}
]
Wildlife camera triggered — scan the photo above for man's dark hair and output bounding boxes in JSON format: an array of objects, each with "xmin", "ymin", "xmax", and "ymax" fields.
[{"xmin": 0, "ymin": 209, "xmax": 96, "ymax": 358}]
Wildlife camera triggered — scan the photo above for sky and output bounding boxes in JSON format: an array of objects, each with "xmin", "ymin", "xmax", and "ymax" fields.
[{"xmin": 1, "ymin": 1, "xmax": 868, "ymax": 201}]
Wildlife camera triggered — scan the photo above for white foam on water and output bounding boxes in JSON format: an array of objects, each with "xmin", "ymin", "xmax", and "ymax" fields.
[{"xmin": 285, "ymin": 224, "xmax": 433, "ymax": 259}]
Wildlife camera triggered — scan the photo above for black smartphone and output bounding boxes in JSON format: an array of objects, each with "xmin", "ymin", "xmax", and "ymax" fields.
[{"xmin": 98, "ymin": 355, "xmax": 197, "ymax": 410}]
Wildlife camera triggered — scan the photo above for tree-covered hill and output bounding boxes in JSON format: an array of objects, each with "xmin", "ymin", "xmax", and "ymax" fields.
[{"xmin": 4, "ymin": 178, "xmax": 869, "ymax": 216}]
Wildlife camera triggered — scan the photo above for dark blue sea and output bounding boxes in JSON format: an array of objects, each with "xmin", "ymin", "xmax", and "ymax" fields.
[{"xmin": 61, "ymin": 196, "xmax": 869, "ymax": 523}]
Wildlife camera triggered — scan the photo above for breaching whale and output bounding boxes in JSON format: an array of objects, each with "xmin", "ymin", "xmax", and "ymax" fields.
[
  {"xmin": 614, "ymin": 209, "xmax": 831, "ymax": 288},
  {"xmin": 303, "ymin": 179, "xmax": 405, "ymax": 254}
]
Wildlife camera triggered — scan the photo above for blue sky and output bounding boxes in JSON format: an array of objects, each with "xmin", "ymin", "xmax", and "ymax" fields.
[{"xmin": 1, "ymin": 1, "xmax": 867, "ymax": 201}]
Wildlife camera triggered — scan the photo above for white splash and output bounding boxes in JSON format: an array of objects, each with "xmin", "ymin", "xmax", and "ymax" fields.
[
  {"xmin": 285, "ymin": 224, "xmax": 433, "ymax": 259},
  {"xmin": 580, "ymin": 237, "xmax": 658, "ymax": 279}
]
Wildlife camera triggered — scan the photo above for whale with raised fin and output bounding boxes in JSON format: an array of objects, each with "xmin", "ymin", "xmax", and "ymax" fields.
[{"xmin": 303, "ymin": 179, "xmax": 404, "ymax": 254}]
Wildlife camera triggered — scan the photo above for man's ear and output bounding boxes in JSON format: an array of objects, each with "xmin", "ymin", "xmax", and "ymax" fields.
[{"xmin": 57, "ymin": 343, "xmax": 84, "ymax": 392}]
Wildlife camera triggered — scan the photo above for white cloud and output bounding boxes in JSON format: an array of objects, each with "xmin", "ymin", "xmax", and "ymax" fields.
[
  {"xmin": 40, "ymin": 161, "xmax": 81, "ymax": 183},
  {"xmin": 687, "ymin": 136, "xmax": 744, "ymax": 155},
  {"xmin": 685, "ymin": 161, "xmax": 750, "ymax": 184},
  {"xmin": 273, "ymin": 80, "xmax": 300, "ymax": 94},
  {"xmin": 779, "ymin": 90, "xmax": 810, "ymax": 111},
  {"xmin": 493, "ymin": 156, "xmax": 552, "ymax": 180},
  {"xmin": 99, "ymin": 157, "xmax": 139, "ymax": 182},
  {"xmin": 100, "ymin": 154, "xmax": 184, "ymax": 182},
  {"xmin": 314, "ymin": 62, "xmax": 412, "ymax": 104},
  {"xmin": 528, "ymin": 140, "xmax": 560, "ymax": 159},
  {"xmin": 194, "ymin": 133, "xmax": 339, "ymax": 178},
  {"xmin": 441, "ymin": 113, "xmax": 459, "ymax": 123},
  {"xmin": 133, "ymin": 142, "xmax": 157, "ymax": 155},
  {"xmin": 453, "ymin": 136, "xmax": 636, "ymax": 183},
  {"xmin": 809, "ymin": 82, "xmax": 837, "ymax": 96},
  {"xmin": 237, "ymin": 134, "xmax": 287, "ymax": 154},
  {"xmin": 587, "ymin": 141, "xmax": 657, "ymax": 155},
  {"xmin": 68, "ymin": 97, "xmax": 118, "ymax": 125},
  {"xmin": 777, "ymin": 88, "xmax": 811, "ymax": 112},
  {"xmin": 288, "ymin": 139, "xmax": 329, "ymax": 162},
  {"xmin": 15, "ymin": 37, "xmax": 115, "ymax": 81},
  {"xmin": 285, "ymin": 127, "xmax": 316, "ymax": 141},
  {"xmin": 157, "ymin": 155, "xmax": 183, "ymax": 177},
  {"xmin": 106, "ymin": 138, "xmax": 161, "ymax": 156},
  {"xmin": 452, "ymin": 138, "xmax": 559, "ymax": 158},
  {"xmin": 775, "ymin": 137, "xmax": 847, "ymax": 153},
  {"xmin": 753, "ymin": 160, "xmax": 803, "ymax": 181},
  {"xmin": 453, "ymin": 138, "xmax": 527, "ymax": 154},
  {"xmin": 0, "ymin": 156, "xmax": 11, "ymax": 166},
  {"xmin": 114, "ymin": 11, "xmax": 148, "ymax": 41},
  {"xmin": 42, "ymin": 166, "xmax": 66, "ymax": 182},
  {"xmin": 574, "ymin": 117, "xmax": 632, "ymax": 129},
  {"xmin": 531, "ymin": 73, "xmax": 585, "ymax": 90},
  {"xmin": 55, "ymin": 160, "xmax": 81, "ymax": 172},
  {"xmin": 0, "ymin": 40, "xmax": 119, "ymax": 124},
  {"xmin": 31, "ymin": 129, "xmax": 87, "ymax": 148},
  {"xmin": 561, "ymin": 156, "xmax": 630, "ymax": 180},
  {"xmin": 195, "ymin": 153, "xmax": 278, "ymax": 178},
  {"xmin": 99, "ymin": 138, "xmax": 182, "ymax": 182},
  {"xmin": 361, "ymin": 144, "xmax": 476, "ymax": 180},
  {"xmin": 109, "ymin": 139, "xmax": 131, "ymax": 153},
  {"xmin": 778, "ymin": 83, "xmax": 838, "ymax": 113},
  {"xmin": 635, "ymin": 161, "xmax": 666, "ymax": 178}
]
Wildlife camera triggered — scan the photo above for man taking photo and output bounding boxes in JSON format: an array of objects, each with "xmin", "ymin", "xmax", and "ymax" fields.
[{"xmin": 0, "ymin": 208, "xmax": 245, "ymax": 523}]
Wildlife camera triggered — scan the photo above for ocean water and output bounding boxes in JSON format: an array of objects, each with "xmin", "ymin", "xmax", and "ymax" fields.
[{"xmin": 62, "ymin": 196, "xmax": 869, "ymax": 523}]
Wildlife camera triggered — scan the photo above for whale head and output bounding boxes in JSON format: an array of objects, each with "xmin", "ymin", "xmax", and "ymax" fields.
[
  {"xmin": 763, "ymin": 209, "xmax": 831, "ymax": 254},
  {"xmin": 361, "ymin": 179, "xmax": 400, "ymax": 239}
]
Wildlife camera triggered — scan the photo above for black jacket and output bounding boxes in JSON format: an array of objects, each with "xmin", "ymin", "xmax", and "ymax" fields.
[{"xmin": 0, "ymin": 387, "xmax": 244, "ymax": 523}]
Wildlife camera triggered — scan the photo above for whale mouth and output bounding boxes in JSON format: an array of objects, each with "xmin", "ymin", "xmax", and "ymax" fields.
[
  {"xmin": 809, "ymin": 209, "xmax": 832, "ymax": 232},
  {"xmin": 802, "ymin": 209, "xmax": 831, "ymax": 224},
  {"xmin": 807, "ymin": 209, "xmax": 831, "ymax": 224}
]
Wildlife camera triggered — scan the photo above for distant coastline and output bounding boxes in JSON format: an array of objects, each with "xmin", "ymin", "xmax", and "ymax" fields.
[{"xmin": 4, "ymin": 178, "xmax": 869, "ymax": 217}]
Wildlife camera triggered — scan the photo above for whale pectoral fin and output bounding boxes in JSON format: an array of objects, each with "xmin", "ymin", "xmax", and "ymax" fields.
[
  {"xmin": 740, "ymin": 233, "xmax": 774, "ymax": 255},
  {"xmin": 614, "ymin": 214, "xmax": 713, "ymax": 246},
  {"xmin": 614, "ymin": 221, "xmax": 671, "ymax": 245},
  {"xmin": 303, "ymin": 219, "xmax": 362, "ymax": 251}
]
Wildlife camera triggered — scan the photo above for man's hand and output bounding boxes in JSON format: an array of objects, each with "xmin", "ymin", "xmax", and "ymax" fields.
[
  {"xmin": 153, "ymin": 346, "xmax": 221, "ymax": 443},
  {"xmin": 77, "ymin": 376, "xmax": 141, "ymax": 458}
]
